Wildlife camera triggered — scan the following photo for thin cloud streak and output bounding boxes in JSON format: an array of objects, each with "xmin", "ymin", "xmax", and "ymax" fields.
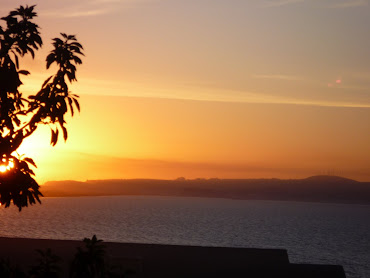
[
  {"xmin": 39, "ymin": 152, "xmax": 317, "ymax": 182},
  {"xmin": 252, "ymin": 74, "xmax": 302, "ymax": 81},
  {"xmin": 75, "ymin": 77, "xmax": 370, "ymax": 109},
  {"xmin": 262, "ymin": 0, "xmax": 304, "ymax": 8},
  {"xmin": 331, "ymin": 0, "xmax": 368, "ymax": 8},
  {"xmin": 350, "ymin": 71, "xmax": 370, "ymax": 80},
  {"xmin": 93, "ymin": 0, "xmax": 160, "ymax": 3},
  {"xmin": 64, "ymin": 9, "xmax": 111, "ymax": 18},
  {"xmin": 42, "ymin": 0, "xmax": 159, "ymax": 18},
  {"xmin": 42, "ymin": 8, "xmax": 112, "ymax": 18}
]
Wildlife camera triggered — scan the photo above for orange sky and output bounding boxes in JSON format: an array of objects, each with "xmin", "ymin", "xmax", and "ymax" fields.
[{"xmin": 3, "ymin": 0, "xmax": 370, "ymax": 182}]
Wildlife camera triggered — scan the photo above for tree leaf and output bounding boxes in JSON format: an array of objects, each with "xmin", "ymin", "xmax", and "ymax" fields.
[
  {"xmin": 23, "ymin": 157, "xmax": 37, "ymax": 168},
  {"xmin": 73, "ymin": 98, "xmax": 80, "ymax": 112},
  {"xmin": 14, "ymin": 52, "xmax": 19, "ymax": 69},
  {"xmin": 61, "ymin": 125, "xmax": 68, "ymax": 141},
  {"xmin": 68, "ymin": 97, "xmax": 74, "ymax": 116},
  {"xmin": 18, "ymin": 70, "xmax": 30, "ymax": 75},
  {"xmin": 50, "ymin": 129, "xmax": 58, "ymax": 146},
  {"xmin": 41, "ymin": 75, "xmax": 53, "ymax": 88}
]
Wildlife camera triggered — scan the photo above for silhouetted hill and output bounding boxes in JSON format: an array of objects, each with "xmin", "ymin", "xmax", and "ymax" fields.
[
  {"xmin": 42, "ymin": 176, "xmax": 370, "ymax": 204},
  {"xmin": 303, "ymin": 175, "xmax": 357, "ymax": 183}
]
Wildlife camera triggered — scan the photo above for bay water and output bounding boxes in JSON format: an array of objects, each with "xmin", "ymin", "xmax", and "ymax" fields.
[{"xmin": 0, "ymin": 196, "xmax": 369, "ymax": 278}]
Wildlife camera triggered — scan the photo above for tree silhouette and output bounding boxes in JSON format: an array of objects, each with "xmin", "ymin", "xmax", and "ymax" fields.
[
  {"xmin": 0, "ymin": 5, "xmax": 83, "ymax": 210},
  {"xmin": 29, "ymin": 248, "xmax": 62, "ymax": 278},
  {"xmin": 70, "ymin": 235, "xmax": 106, "ymax": 278}
]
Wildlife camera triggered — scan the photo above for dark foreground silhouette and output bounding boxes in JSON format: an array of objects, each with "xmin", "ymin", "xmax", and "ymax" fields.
[
  {"xmin": 0, "ymin": 5, "xmax": 83, "ymax": 211},
  {"xmin": 0, "ymin": 236, "xmax": 346, "ymax": 278},
  {"xmin": 43, "ymin": 175, "xmax": 370, "ymax": 204}
]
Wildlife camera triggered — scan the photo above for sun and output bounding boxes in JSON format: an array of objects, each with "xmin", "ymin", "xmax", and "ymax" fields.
[{"xmin": 0, "ymin": 160, "xmax": 14, "ymax": 173}]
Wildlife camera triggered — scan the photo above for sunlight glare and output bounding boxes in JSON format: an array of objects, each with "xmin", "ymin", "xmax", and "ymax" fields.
[{"xmin": 0, "ymin": 159, "xmax": 15, "ymax": 173}]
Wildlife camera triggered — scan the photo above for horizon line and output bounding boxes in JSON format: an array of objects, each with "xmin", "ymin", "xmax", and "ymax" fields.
[{"xmin": 42, "ymin": 174, "xmax": 367, "ymax": 184}]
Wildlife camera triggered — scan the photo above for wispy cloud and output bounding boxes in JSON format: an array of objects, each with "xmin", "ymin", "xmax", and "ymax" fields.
[
  {"xmin": 74, "ymin": 76, "xmax": 370, "ymax": 109},
  {"xmin": 331, "ymin": 0, "xmax": 368, "ymax": 8},
  {"xmin": 43, "ymin": 8, "xmax": 112, "ymax": 18},
  {"xmin": 93, "ymin": 0, "xmax": 160, "ymax": 3},
  {"xmin": 42, "ymin": 0, "xmax": 159, "ymax": 18},
  {"xmin": 262, "ymin": 0, "xmax": 304, "ymax": 8},
  {"xmin": 351, "ymin": 71, "xmax": 370, "ymax": 80},
  {"xmin": 251, "ymin": 74, "xmax": 302, "ymax": 81}
]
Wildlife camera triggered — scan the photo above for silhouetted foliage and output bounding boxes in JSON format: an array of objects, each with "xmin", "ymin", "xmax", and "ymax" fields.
[
  {"xmin": 70, "ymin": 235, "xmax": 106, "ymax": 278},
  {"xmin": 0, "ymin": 258, "xmax": 27, "ymax": 278},
  {"xmin": 0, "ymin": 5, "xmax": 83, "ymax": 210},
  {"xmin": 0, "ymin": 236, "xmax": 131, "ymax": 278},
  {"xmin": 28, "ymin": 249, "xmax": 62, "ymax": 278}
]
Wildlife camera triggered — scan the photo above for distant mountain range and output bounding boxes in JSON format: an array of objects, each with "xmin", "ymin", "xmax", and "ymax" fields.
[{"xmin": 42, "ymin": 175, "xmax": 370, "ymax": 204}]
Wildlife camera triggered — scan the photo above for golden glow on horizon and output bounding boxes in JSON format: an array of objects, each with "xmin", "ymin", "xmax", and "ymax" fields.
[{"xmin": 17, "ymin": 95, "xmax": 370, "ymax": 183}]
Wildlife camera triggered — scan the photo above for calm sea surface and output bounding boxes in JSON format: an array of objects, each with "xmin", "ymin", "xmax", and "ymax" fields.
[{"xmin": 0, "ymin": 196, "xmax": 369, "ymax": 278}]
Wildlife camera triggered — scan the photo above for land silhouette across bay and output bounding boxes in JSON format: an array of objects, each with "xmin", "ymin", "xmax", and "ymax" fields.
[{"xmin": 42, "ymin": 175, "xmax": 370, "ymax": 205}]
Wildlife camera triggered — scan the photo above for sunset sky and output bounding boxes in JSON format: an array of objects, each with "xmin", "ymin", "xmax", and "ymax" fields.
[{"xmin": 2, "ymin": 0, "xmax": 370, "ymax": 182}]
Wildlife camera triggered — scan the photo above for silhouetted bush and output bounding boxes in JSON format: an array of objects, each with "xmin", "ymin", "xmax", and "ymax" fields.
[
  {"xmin": 0, "ymin": 258, "xmax": 27, "ymax": 278},
  {"xmin": 70, "ymin": 235, "xmax": 132, "ymax": 278},
  {"xmin": 28, "ymin": 248, "xmax": 61, "ymax": 278},
  {"xmin": 70, "ymin": 235, "xmax": 107, "ymax": 278}
]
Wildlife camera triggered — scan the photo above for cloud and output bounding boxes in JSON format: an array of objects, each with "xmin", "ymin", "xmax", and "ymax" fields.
[
  {"xmin": 40, "ymin": 152, "xmax": 307, "ymax": 182},
  {"xmin": 41, "ymin": 0, "xmax": 160, "ymax": 18},
  {"xmin": 43, "ymin": 8, "xmax": 112, "ymax": 18},
  {"xmin": 75, "ymin": 76, "xmax": 370, "ymax": 109},
  {"xmin": 93, "ymin": 0, "xmax": 160, "ymax": 3},
  {"xmin": 251, "ymin": 74, "xmax": 302, "ymax": 81},
  {"xmin": 262, "ymin": 0, "xmax": 304, "ymax": 8},
  {"xmin": 331, "ymin": 0, "xmax": 368, "ymax": 8},
  {"xmin": 351, "ymin": 71, "xmax": 370, "ymax": 80}
]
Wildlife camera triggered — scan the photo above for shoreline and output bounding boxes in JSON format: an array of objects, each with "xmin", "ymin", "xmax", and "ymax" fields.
[{"xmin": 39, "ymin": 194, "xmax": 370, "ymax": 206}]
